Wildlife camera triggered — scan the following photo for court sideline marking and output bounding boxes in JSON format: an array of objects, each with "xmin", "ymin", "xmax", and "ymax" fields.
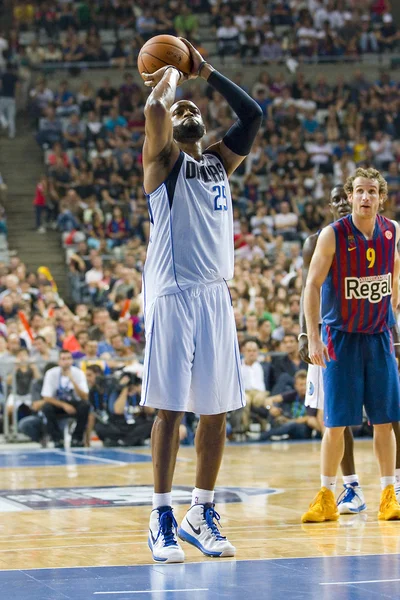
[
  {"xmin": 53, "ymin": 450, "xmax": 126, "ymax": 465},
  {"xmin": 321, "ymin": 578, "xmax": 400, "ymax": 585},
  {"xmin": 93, "ymin": 590, "xmax": 209, "ymax": 595},
  {"xmin": 0, "ymin": 551, "xmax": 399, "ymax": 571}
]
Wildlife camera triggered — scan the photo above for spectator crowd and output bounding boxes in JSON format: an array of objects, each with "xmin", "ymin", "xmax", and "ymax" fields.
[
  {"xmin": 0, "ymin": 1, "xmax": 399, "ymax": 447},
  {"xmin": 0, "ymin": 0, "xmax": 397, "ymax": 75}
]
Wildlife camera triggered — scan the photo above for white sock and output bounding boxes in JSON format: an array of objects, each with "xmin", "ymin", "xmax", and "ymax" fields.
[
  {"xmin": 395, "ymin": 469, "xmax": 400, "ymax": 484},
  {"xmin": 343, "ymin": 474, "xmax": 359, "ymax": 486},
  {"xmin": 192, "ymin": 487, "xmax": 214, "ymax": 506},
  {"xmin": 381, "ymin": 476, "xmax": 395, "ymax": 490},
  {"xmin": 321, "ymin": 476, "xmax": 336, "ymax": 493},
  {"xmin": 152, "ymin": 492, "xmax": 172, "ymax": 510}
]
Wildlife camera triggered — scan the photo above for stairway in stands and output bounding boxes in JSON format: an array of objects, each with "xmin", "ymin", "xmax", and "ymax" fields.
[{"xmin": 0, "ymin": 123, "xmax": 68, "ymax": 299}]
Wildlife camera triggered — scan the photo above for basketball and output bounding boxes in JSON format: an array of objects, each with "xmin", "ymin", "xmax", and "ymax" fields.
[{"xmin": 137, "ymin": 35, "xmax": 192, "ymax": 79}]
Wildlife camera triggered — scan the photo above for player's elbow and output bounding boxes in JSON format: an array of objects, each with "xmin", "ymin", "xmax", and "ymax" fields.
[
  {"xmin": 243, "ymin": 102, "xmax": 263, "ymax": 133},
  {"xmin": 304, "ymin": 279, "xmax": 320, "ymax": 293},
  {"xmin": 251, "ymin": 103, "xmax": 264, "ymax": 124},
  {"xmin": 144, "ymin": 99, "xmax": 169, "ymax": 120},
  {"xmin": 304, "ymin": 280, "xmax": 322, "ymax": 305}
]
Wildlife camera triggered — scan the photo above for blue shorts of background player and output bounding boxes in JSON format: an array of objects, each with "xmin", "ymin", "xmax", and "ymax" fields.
[{"xmin": 322, "ymin": 324, "xmax": 400, "ymax": 428}]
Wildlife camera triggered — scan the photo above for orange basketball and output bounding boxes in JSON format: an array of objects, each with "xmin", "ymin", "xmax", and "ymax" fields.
[{"xmin": 137, "ymin": 35, "xmax": 192, "ymax": 79}]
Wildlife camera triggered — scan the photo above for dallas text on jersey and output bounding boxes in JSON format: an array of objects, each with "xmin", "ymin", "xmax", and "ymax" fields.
[{"xmin": 185, "ymin": 160, "xmax": 225, "ymax": 184}]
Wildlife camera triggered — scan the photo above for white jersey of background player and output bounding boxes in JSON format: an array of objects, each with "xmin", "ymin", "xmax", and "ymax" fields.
[{"xmin": 300, "ymin": 187, "xmax": 351, "ymax": 413}]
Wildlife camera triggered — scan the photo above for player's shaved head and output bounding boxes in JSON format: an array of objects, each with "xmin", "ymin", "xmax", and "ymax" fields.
[
  {"xmin": 329, "ymin": 185, "xmax": 351, "ymax": 220},
  {"xmin": 330, "ymin": 186, "xmax": 346, "ymax": 202},
  {"xmin": 171, "ymin": 100, "xmax": 206, "ymax": 143},
  {"xmin": 171, "ymin": 100, "xmax": 200, "ymax": 115}
]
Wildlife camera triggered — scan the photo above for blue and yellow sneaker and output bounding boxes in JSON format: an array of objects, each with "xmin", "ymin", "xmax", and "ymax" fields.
[
  {"xmin": 337, "ymin": 483, "xmax": 367, "ymax": 514},
  {"xmin": 148, "ymin": 506, "xmax": 185, "ymax": 563}
]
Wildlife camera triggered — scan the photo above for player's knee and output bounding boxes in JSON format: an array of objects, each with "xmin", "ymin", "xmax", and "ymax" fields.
[
  {"xmin": 373, "ymin": 422, "xmax": 393, "ymax": 435},
  {"xmin": 156, "ymin": 410, "xmax": 185, "ymax": 429},
  {"xmin": 200, "ymin": 413, "xmax": 226, "ymax": 431},
  {"xmin": 325, "ymin": 426, "xmax": 345, "ymax": 438}
]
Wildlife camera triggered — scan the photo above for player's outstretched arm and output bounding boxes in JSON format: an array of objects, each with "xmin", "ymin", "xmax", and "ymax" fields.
[
  {"xmin": 299, "ymin": 233, "xmax": 319, "ymax": 363},
  {"xmin": 142, "ymin": 67, "xmax": 182, "ymax": 189},
  {"xmin": 180, "ymin": 39, "xmax": 263, "ymax": 177},
  {"xmin": 304, "ymin": 226, "xmax": 335, "ymax": 367}
]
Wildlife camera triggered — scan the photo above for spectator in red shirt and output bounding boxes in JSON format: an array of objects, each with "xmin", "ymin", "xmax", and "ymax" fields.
[
  {"xmin": 33, "ymin": 175, "xmax": 48, "ymax": 233},
  {"xmin": 106, "ymin": 206, "xmax": 129, "ymax": 248},
  {"xmin": 47, "ymin": 141, "xmax": 69, "ymax": 168}
]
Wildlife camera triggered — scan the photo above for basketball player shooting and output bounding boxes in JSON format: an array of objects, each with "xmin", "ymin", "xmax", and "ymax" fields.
[
  {"xmin": 302, "ymin": 168, "xmax": 400, "ymax": 523},
  {"xmin": 139, "ymin": 39, "xmax": 263, "ymax": 562}
]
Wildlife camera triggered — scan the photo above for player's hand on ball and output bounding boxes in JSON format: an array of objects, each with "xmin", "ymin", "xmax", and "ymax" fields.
[
  {"xmin": 308, "ymin": 338, "xmax": 330, "ymax": 368},
  {"xmin": 178, "ymin": 38, "xmax": 206, "ymax": 78},
  {"xmin": 142, "ymin": 66, "xmax": 186, "ymax": 88}
]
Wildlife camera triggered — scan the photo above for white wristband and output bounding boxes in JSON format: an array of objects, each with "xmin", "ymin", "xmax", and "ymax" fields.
[{"xmin": 298, "ymin": 333, "xmax": 308, "ymax": 341}]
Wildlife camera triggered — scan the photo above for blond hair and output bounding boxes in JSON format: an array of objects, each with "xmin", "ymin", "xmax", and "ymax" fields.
[{"xmin": 344, "ymin": 167, "xmax": 388, "ymax": 202}]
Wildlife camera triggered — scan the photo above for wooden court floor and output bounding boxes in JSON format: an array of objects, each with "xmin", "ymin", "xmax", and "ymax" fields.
[{"xmin": 0, "ymin": 439, "xmax": 399, "ymax": 571}]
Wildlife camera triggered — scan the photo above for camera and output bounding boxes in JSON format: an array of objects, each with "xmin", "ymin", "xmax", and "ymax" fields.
[
  {"xmin": 119, "ymin": 372, "xmax": 140, "ymax": 388},
  {"xmin": 94, "ymin": 374, "xmax": 109, "ymax": 391}
]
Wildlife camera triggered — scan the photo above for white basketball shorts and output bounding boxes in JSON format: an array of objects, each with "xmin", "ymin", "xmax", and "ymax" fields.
[
  {"xmin": 305, "ymin": 364, "xmax": 324, "ymax": 410},
  {"xmin": 140, "ymin": 280, "xmax": 246, "ymax": 415}
]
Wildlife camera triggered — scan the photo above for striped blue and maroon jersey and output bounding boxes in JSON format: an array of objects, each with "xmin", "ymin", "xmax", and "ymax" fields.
[{"xmin": 321, "ymin": 214, "xmax": 396, "ymax": 334}]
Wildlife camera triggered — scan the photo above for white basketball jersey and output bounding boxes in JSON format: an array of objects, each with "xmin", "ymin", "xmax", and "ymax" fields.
[{"xmin": 143, "ymin": 150, "xmax": 234, "ymax": 311}]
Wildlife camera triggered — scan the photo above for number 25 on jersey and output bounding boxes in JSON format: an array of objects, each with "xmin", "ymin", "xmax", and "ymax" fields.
[{"xmin": 213, "ymin": 185, "xmax": 228, "ymax": 211}]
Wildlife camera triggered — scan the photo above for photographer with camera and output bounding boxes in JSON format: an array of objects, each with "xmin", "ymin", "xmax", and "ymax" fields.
[
  {"xmin": 41, "ymin": 349, "xmax": 89, "ymax": 448},
  {"xmin": 18, "ymin": 362, "xmax": 59, "ymax": 445},
  {"xmin": 86, "ymin": 366, "xmax": 154, "ymax": 447}
]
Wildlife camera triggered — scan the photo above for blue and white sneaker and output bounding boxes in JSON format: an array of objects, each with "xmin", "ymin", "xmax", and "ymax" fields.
[
  {"xmin": 178, "ymin": 503, "xmax": 235, "ymax": 557},
  {"xmin": 148, "ymin": 506, "xmax": 185, "ymax": 563},
  {"xmin": 337, "ymin": 483, "xmax": 367, "ymax": 514}
]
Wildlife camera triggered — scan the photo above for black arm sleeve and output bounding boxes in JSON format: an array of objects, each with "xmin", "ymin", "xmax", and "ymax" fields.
[{"xmin": 207, "ymin": 70, "xmax": 263, "ymax": 156}]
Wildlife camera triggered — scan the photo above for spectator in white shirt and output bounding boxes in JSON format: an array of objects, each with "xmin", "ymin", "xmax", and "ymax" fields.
[
  {"xmin": 231, "ymin": 340, "xmax": 270, "ymax": 436},
  {"xmin": 305, "ymin": 132, "xmax": 333, "ymax": 173},
  {"xmin": 217, "ymin": 16, "xmax": 240, "ymax": 59},
  {"xmin": 0, "ymin": 274, "xmax": 20, "ymax": 302},
  {"xmin": 369, "ymin": 131, "xmax": 395, "ymax": 170},
  {"xmin": 19, "ymin": 312, "xmax": 45, "ymax": 350},
  {"xmin": 328, "ymin": 2, "xmax": 346, "ymax": 31},
  {"xmin": 85, "ymin": 255, "xmax": 104, "ymax": 288},
  {"xmin": 296, "ymin": 16, "xmax": 318, "ymax": 56},
  {"xmin": 333, "ymin": 153, "xmax": 356, "ymax": 186},
  {"xmin": 235, "ymin": 234, "xmax": 265, "ymax": 261},
  {"xmin": 241, "ymin": 341, "xmax": 267, "ymax": 392},
  {"xmin": 274, "ymin": 201, "xmax": 299, "ymax": 241},
  {"xmin": 314, "ymin": 4, "xmax": 330, "ymax": 30},
  {"xmin": 234, "ymin": 5, "xmax": 255, "ymax": 31},
  {"xmin": 0, "ymin": 31, "xmax": 8, "ymax": 71},
  {"xmin": 41, "ymin": 349, "xmax": 89, "ymax": 448}
]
